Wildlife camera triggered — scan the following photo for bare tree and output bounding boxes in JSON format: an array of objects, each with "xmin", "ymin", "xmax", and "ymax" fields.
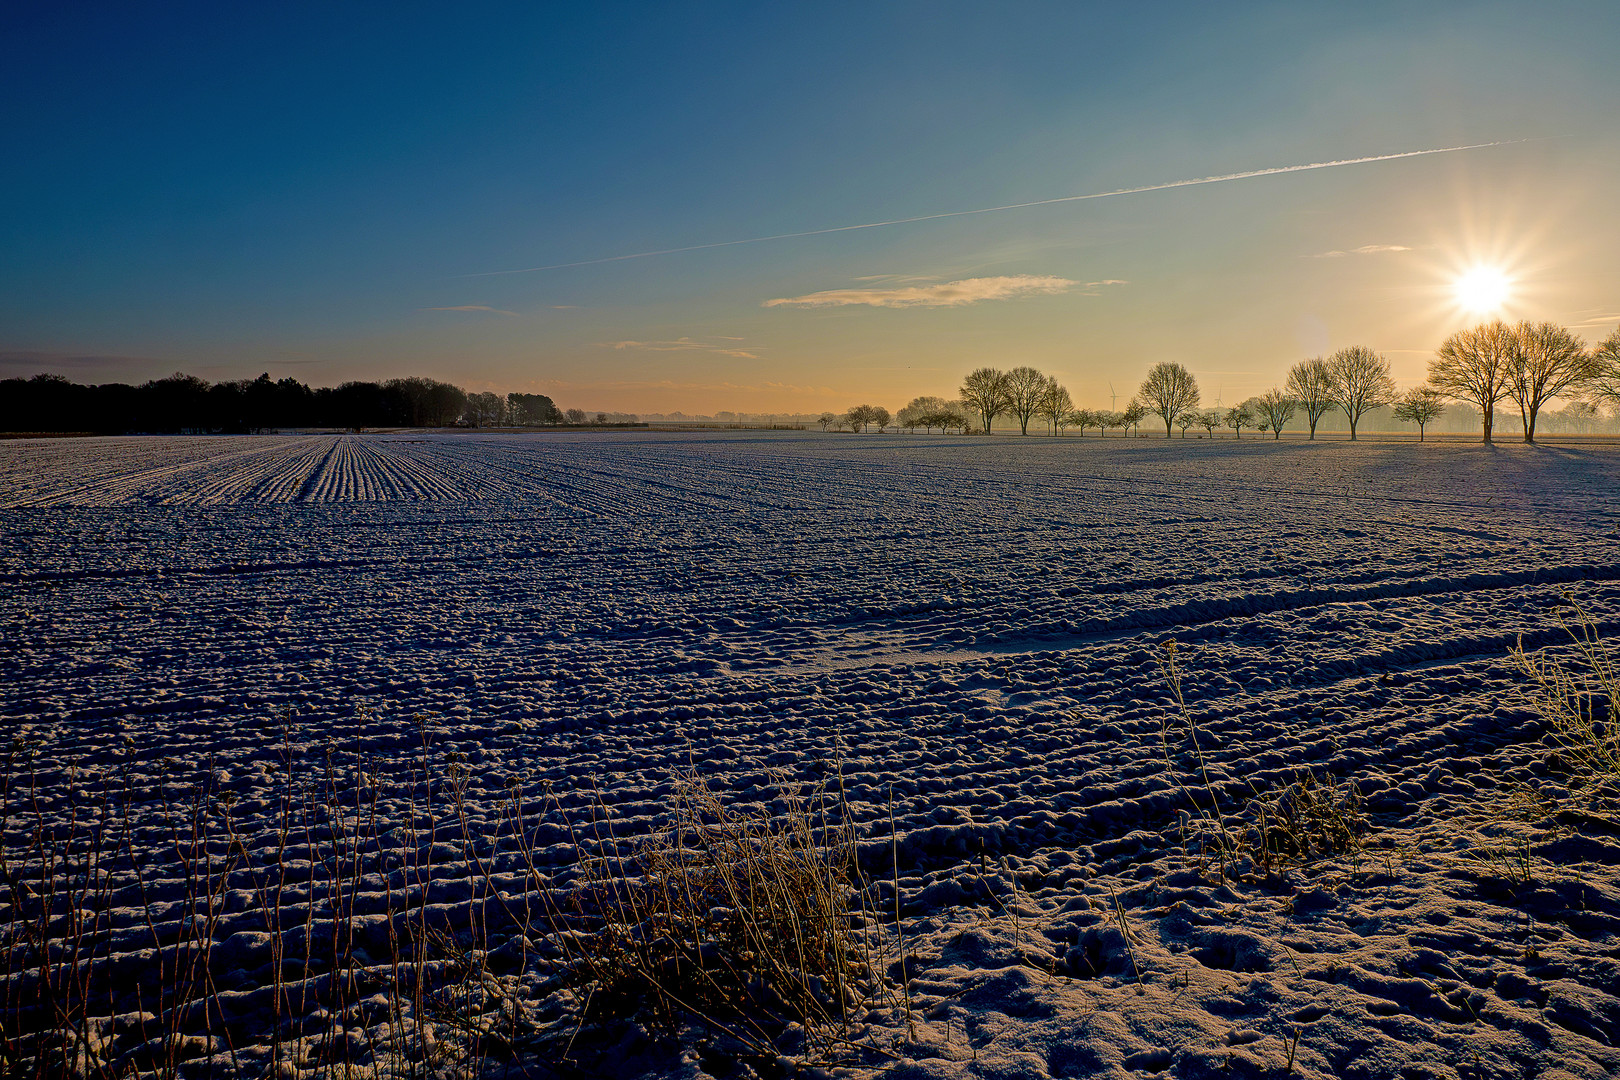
[
  {"xmin": 959, "ymin": 368, "xmax": 1009, "ymax": 434},
  {"xmin": 1138, "ymin": 361, "xmax": 1201, "ymax": 437},
  {"xmin": 1253, "ymin": 389, "xmax": 1297, "ymax": 440},
  {"xmin": 1430, "ymin": 321, "xmax": 1514, "ymax": 443},
  {"xmin": 1122, "ymin": 399, "xmax": 1147, "ymax": 437},
  {"xmin": 1069, "ymin": 408, "xmax": 1095, "ymax": 436},
  {"xmin": 564, "ymin": 407, "xmax": 587, "ymax": 424},
  {"xmin": 1581, "ymin": 323, "xmax": 1620, "ymax": 411},
  {"xmin": 1506, "ymin": 321, "xmax": 1594, "ymax": 443},
  {"xmin": 1002, "ymin": 366, "xmax": 1049, "ymax": 434},
  {"xmin": 1587, "ymin": 326, "xmax": 1620, "ymax": 412},
  {"xmin": 870, "ymin": 405, "xmax": 892, "ymax": 431},
  {"xmin": 898, "ymin": 395, "xmax": 949, "ymax": 432},
  {"xmin": 1039, "ymin": 378, "xmax": 1073, "ymax": 434},
  {"xmin": 1392, "ymin": 385, "xmax": 1446, "ymax": 441},
  {"xmin": 1326, "ymin": 346, "xmax": 1396, "ymax": 441},
  {"xmin": 1197, "ymin": 409, "xmax": 1222, "ymax": 437},
  {"xmin": 1175, "ymin": 410, "xmax": 1199, "ymax": 437},
  {"xmin": 507, "ymin": 392, "xmax": 561, "ymax": 425},
  {"xmin": 1100, "ymin": 410, "xmax": 1125, "ymax": 437},
  {"xmin": 1224, "ymin": 404, "xmax": 1252, "ymax": 438},
  {"xmin": 817, "ymin": 412, "xmax": 836, "ymax": 431},
  {"xmin": 462, "ymin": 391, "xmax": 507, "ymax": 427},
  {"xmin": 1285, "ymin": 357, "xmax": 1338, "ymax": 439},
  {"xmin": 843, "ymin": 404, "xmax": 879, "ymax": 432}
]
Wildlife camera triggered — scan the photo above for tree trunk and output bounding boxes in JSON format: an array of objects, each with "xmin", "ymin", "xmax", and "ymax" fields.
[
  {"xmin": 1482, "ymin": 406, "xmax": 1493, "ymax": 444},
  {"xmin": 1523, "ymin": 403, "xmax": 1536, "ymax": 443}
]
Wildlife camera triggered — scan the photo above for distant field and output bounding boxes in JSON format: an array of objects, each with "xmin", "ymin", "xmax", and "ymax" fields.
[{"xmin": 4, "ymin": 431, "xmax": 1620, "ymax": 1078}]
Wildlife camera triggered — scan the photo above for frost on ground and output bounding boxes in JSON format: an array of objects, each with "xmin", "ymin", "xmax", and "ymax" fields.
[{"xmin": 3, "ymin": 430, "xmax": 1620, "ymax": 1079}]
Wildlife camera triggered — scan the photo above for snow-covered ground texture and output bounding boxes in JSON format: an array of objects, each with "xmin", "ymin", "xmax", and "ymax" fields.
[{"xmin": 4, "ymin": 430, "xmax": 1620, "ymax": 1079}]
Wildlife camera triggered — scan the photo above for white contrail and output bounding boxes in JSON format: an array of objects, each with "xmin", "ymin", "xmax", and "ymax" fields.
[{"xmin": 463, "ymin": 140, "xmax": 1525, "ymax": 277}]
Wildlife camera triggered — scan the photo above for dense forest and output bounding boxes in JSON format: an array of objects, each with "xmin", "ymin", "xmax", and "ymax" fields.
[{"xmin": 0, "ymin": 372, "xmax": 563, "ymax": 434}]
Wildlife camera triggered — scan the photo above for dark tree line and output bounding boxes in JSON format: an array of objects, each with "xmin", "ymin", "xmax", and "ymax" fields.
[{"xmin": 0, "ymin": 372, "xmax": 565, "ymax": 434}]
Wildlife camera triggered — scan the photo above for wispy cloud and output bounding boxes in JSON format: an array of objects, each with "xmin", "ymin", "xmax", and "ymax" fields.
[
  {"xmin": 1306, "ymin": 244, "xmax": 1413, "ymax": 259},
  {"xmin": 1571, "ymin": 312, "xmax": 1620, "ymax": 327},
  {"xmin": 598, "ymin": 337, "xmax": 760, "ymax": 359},
  {"xmin": 464, "ymin": 139, "xmax": 1531, "ymax": 277},
  {"xmin": 764, "ymin": 274, "xmax": 1076, "ymax": 309},
  {"xmin": 422, "ymin": 305, "xmax": 520, "ymax": 316},
  {"xmin": 1078, "ymin": 278, "xmax": 1128, "ymax": 294}
]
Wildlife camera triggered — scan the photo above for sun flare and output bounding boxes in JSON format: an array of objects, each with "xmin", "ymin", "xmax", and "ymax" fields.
[{"xmin": 1453, "ymin": 265, "xmax": 1513, "ymax": 315}]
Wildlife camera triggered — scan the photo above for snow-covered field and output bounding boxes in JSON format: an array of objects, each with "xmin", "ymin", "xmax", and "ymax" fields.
[{"xmin": 4, "ymin": 430, "xmax": 1620, "ymax": 1078}]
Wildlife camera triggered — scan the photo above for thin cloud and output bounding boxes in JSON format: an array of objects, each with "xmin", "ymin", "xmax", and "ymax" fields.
[
  {"xmin": 1306, "ymin": 244, "xmax": 1414, "ymax": 258},
  {"xmin": 463, "ymin": 139, "xmax": 1533, "ymax": 277},
  {"xmin": 851, "ymin": 273, "xmax": 940, "ymax": 284},
  {"xmin": 422, "ymin": 305, "xmax": 520, "ymax": 316},
  {"xmin": 764, "ymin": 274, "xmax": 1075, "ymax": 309},
  {"xmin": 599, "ymin": 337, "xmax": 760, "ymax": 359},
  {"xmin": 1076, "ymin": 278, "xmax": 1128, "ymax": 294}
]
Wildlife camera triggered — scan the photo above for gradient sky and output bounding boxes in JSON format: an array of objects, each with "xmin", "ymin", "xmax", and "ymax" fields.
[{"xmin": 4, "ymin": 2, "xmax": 1619, "ymax": 413}]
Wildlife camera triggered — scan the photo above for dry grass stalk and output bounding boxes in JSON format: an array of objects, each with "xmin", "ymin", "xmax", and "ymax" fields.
[
  {"xmin": 0, "ymin": 721, "xmax": 523, "ymax": 1080},
  {"xmin": 1155, "ymin": 641, "xmax": 1239, "ymax": 874},
  {"xmin": 1244, "ymin": 772, "xmax": 1368, "ymax": 873},
  {"xmin": 540, "ymin": 766, "xmax": 902, "ymax": 1066},
  {"xmin": 1510, "ymin": 593, "xmax": 1620, "ymax": 793}
]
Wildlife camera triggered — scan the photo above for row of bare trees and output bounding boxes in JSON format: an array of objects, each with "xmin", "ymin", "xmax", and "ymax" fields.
[
  {"xmin": 854, "ymin": 320, "xmax": 1618, "ymax": 443},
  {"xmin": 1429, "ymin": 320, "xmax": 1619, "ymax": 442}
]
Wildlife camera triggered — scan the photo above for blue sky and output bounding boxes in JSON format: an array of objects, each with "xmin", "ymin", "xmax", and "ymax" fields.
[{"xmin": 3, "ymin": 2, "xmax": 1618, "ymax": 412}]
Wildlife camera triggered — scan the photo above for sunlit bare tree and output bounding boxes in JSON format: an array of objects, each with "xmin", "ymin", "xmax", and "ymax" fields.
[
  {"xmin": 1587, "ymin": 326, "xmax": 1620, "ymax": 412},
  {"xmin": 1506, "ymin": 321, "xmax": 1594, "ymax": 443},
  {"xmin": 1122, "ymin": 399, "xmax": 1147, "ymax": 437},
  {"xmin": 1198, "ymin": 409, "xmax": 1222, "ymax": 437},
  {"xmin": 1430, "ymin": 321, "xmax": 1514, "ymax": 443},
  {"xmin": 1285, "ymin": 357, "xmax": 1338, "ymax": 440},
  {"xmin": 898, "ymin": 396, "xmax": 946, "ymax": 432},
  {"xmin": 1002, "ymin": 366, "xmax": 1049, "ymax": 434},
  {"xmin": 1175, "ymin": 409, "xmax": 1199, "ymax": 437},
  {"xmin": 1224, "ymin": 404, "xmax": 1252, "ymax": 438},
  {"xmin": 1138, "ymin": 361, "xmax": 1201, "ymax": 437},
  {"xmin": 1392, "ymin": 385, "xmax": 1446, "ymax": 441},
  {"xmin": 1253, "ymin": 389, "xmax": 1297, "ymax": 440},
  {"xmin": 1326, "ymin": 346, "xmax": 1396, "ymax": 441},
  {"xmin": 959, "ymin": 368, "xmax": 1009, "ymax": 434},
  {"xmin": 1039, "ymin": 378, "xmax": 1073, "ymax": 434},
  {"xmin": 842, "ymin": 404, "xmax": 881, "ymax": 432}
]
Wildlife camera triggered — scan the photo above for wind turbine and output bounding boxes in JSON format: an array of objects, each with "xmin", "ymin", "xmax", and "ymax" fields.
[{"xmin": 1108, "ymin": 382, "xmax": 1118, "ymax": 410}]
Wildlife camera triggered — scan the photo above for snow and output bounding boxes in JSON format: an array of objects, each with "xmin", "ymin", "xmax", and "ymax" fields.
[{"xmin": 3, "ymin": 430, "xmax": 1620, "ymax": 1078}]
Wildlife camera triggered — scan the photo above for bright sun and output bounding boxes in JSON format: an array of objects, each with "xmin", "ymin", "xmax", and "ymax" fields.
[{"xmin": 1453, "ymin": 265, "xmax": 1513, "ymax": 314}]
